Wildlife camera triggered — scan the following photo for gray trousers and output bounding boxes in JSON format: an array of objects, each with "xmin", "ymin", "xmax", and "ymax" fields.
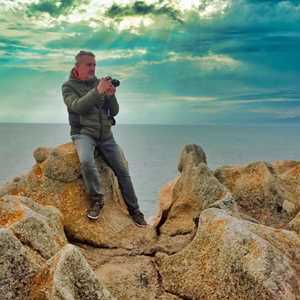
[{"xmin": 71, "ymin": 133, "xmax": 139, "ymax": 213}]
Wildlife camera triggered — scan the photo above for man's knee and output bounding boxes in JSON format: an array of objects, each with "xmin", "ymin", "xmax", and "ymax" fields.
[
  {"xmin": 114, "ymin": 164, "xmax": 130, "ymax": 178},
  {"xmin": 80, "ymin": 159, "xmax": 96, "ymax": 171}
]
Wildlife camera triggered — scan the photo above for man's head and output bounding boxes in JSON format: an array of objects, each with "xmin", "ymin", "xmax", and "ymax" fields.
[{"xmin": 74, "ymin": 50, "xmax": 96, "ymax": 80}]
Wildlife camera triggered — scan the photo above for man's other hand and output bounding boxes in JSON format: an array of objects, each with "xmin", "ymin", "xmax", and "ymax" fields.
[{"xmin": 97, "ymin": 78, "xmax": 113, "ymax": 95}]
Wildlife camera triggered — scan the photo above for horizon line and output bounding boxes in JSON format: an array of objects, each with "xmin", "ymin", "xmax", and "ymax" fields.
[{"xmin": 1, "ymin": 122, "xmax": 300, "ymax": 126}]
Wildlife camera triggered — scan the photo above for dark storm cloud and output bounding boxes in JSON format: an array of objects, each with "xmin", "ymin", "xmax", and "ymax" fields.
[
  {"xmin": 105, "ymin": 1, "xmax": 183, "ymax": 23},
  {"xmin": 26, "ymin": 0, "xmax": 83, "ymax": 17}
]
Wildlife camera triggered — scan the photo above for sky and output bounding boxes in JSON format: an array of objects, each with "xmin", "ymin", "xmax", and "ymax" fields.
[{"xmin": 0, "ymin": 0, "xmax": 300, "ymax": 125}]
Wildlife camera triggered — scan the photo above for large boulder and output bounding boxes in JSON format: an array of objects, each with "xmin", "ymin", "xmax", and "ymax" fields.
[
  {"xmin": 1, "ymin": 143, "xmax": 157, "ymax": 252},
  {"xmin": 151, "ymin": 144, "xmax": 239, "ymax": 253},
  {"xmin": 0, "ymin": 195, "xmax": 67, "ymax": 300},
  {"xmin": 29, "ymin": 244, "xmax": 114, "ymax": 300},
  {"xmin": 214, "ymin": 161, "xmax": 299, "ymax": 227},
  {"xmin": 0, "ymin": 228, "xmax": 41, "ymax": 300},
  {"xmin": 156, "ymin": 208, "xmax": 300, "ymax": 299},
  {"xmin": 0, "ymin": 195, "xmax": 115, "ymax": 300},
  {"xmin": 0, "ymin": 195, "xmax": 67, "ymax": 259}
]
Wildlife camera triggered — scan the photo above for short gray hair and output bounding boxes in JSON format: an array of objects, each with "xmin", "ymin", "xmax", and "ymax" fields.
[{"xmin": 75, "ymin": 50, "xmax": 95, "ymax": 65}]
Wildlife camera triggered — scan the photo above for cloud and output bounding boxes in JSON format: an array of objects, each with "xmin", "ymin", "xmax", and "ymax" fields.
[
  {"xmin": 26, "ymin": 0, "xmax": 84, "ymax": 17},
  {"xmin": 105, "ymin": 1, "xmax": 183, "ymax": 23},
  {"xmin": 1, "ymin": 0, "xmax": 300, "ymax": 124}
]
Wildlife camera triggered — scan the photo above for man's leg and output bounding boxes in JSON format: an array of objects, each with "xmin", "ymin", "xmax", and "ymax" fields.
[
  {"xmin": 71, "ymin": 134, "xmax": 104, "ymax": 219},
  {"xmin": 97, "ymin": 135, "xmax": 146, "ymax": 225}
]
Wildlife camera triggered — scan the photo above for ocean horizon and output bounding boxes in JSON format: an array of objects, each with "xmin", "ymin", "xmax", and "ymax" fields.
[{"xmin": 1, "ymin": 123, "xmax": 299, "ymax": 217}]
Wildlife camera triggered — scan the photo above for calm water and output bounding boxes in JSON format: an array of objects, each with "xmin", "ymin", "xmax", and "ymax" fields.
[{"xmin": 1, "ymin": 123, "xmax": 299, "ymax": 217}]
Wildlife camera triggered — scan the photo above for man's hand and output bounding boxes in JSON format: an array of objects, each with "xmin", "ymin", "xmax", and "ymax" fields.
[
  {"xmin": 97, "ymin": 77, "xmax": 113, "ymax": 95},
  {"xmin": 106, "ymin": 85, "xmax": 116, "ymax": 97}
]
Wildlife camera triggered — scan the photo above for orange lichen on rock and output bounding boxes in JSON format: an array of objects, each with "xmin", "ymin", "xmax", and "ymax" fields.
[
  {"xmin": 33, "ymin": 165, "xmax": 43, "ymax": 178},
  {"xmin": 0, "ymin": 199, "xmax": 24, "ymax": 227},
  {"xmin": 247, "ymin": 239, "xmax": 262, "ymax": 258}
]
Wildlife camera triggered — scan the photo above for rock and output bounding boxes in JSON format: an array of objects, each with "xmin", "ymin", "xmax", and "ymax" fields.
[
  {"xmin": 43, "ymin": 143, "xmax": 80, "ymax": 182},
  {"xmin": 95, "ymin": 256, "xmax": 160, "ymax": 299},
  {"xmin": 214, "ymin": 161, "xmax": 293, "ymax": 226},
  {"xmin": 33, "ymin": 147, "xmax": 51, "ymax": 163},
  {"xmin": 288, "ymin": 211, "xmax": 300, "ymax": 234},
  {"xmin": 2, "ymin": 142, "xmax": 300, "ymax": 299},
  {"xmin": 154, "ymin": 145, "xmax": 235, "ymax": 238},
  {"xmin": 0, "ymin": 228, "xmax": 41, "ymax": 300},
  {"xmin": 271, "ymin": 160, "xmax": 300, "ymax": 175},
  {"xmin": 177, "ymin": 144, "xmax": 207, "ymax": 172},
  {"xmin": 278, "ymin": 163, "xmax": 300, "ymax": 213},
  {"xmin": 283, "ymin": 200, "xmax": 297, "ymax": 215},
  {"xmin": 157, "ymin": 293, "xmax": 182, "ymax": 300},
  {"xmin": 29, "ymin": 244, "xmax": 115, "ymax": 300},
  {"xmin": 2, "ymin": 143, "xmax": 157, "ymax": 252},
  {"xmin": 156, "ymin": 208, "xmax": 300, "ymax": 300},
  {"xmin": 0, "ymin": 195, "xmax": 67, "ymax": 260},
  {"xmin": 0, "ymin": 195, "xmax": 69, "ymax": 299}
]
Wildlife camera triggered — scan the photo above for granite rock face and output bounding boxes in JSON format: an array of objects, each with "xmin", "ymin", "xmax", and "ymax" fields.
[
  {"xmin": 0, "ymin": 195, "xmax": 67, "ymax": 300},
  {"xmin": 0, "ymin": 195, "xmax": 114, "ymax": 300},
  {"xmin": 156, "ymin": 208, "xmax": 300, "ymax": 299},
  {"xmin": 29, "ymin": 244, "xmax": 115, "ymax": 300},
  {"xmin": 0, "ymin": 195, "xmax": 67, "ymax": 259},
  {"xmin": 214, "ymin": 160, "xmax": 300, "ymax": 227},
  {"xmin": 0, "ymin": 142, "xmax": 157, "ymax": 252},
  {"xmin": 1, "ymin": 142, "xmax": 300, "ymax": 299}
]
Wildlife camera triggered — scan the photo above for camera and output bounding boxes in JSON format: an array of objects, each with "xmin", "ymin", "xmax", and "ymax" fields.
[
  {"xmin": 105, "ymin": 76, "xmax": 120, "ymax": 87},
  {"xmin": 111, "ymin": 78, "xmax": 120, "ymax": 87}
]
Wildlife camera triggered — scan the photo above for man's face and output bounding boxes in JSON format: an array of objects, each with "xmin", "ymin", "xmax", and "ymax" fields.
[{"xmin": 76, "ymin": 55, "xmax": 96, "ymax": 80}]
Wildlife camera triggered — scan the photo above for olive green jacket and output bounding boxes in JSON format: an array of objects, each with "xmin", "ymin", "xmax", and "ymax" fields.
[{"xmin": 62, "ymin": 71, "xmax": 119, "ymax": 140}]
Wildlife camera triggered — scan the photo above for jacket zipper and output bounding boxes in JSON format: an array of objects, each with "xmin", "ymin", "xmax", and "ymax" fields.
[{"xmin": 99, "ymin": 109, "xmax": 103, "ymax": 140}]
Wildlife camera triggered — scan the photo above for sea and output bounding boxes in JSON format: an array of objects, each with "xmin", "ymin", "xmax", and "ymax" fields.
[{"xmin": 1, "ymin": 123, "xmax": 299, "ymax": 217}]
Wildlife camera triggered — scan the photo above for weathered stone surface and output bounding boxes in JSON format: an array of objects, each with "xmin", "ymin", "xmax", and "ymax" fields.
[
  {"xmin": 278, "ymin": 162, "xmax": 300, "ymax": 212},
  {"xmin": 43, "ymin": 143, "xmax": 80, "ymax": 182},
  {"xmin": 156, "ymin": 208, "xmax": 300, "ymax": 300},
  {"xmin": 156, "ymin": 293, "xmax": 182, "ymax": 300},
  {"xmin": 177, "ymin": 143, "xmax": 207, "ymax": 172},
  {"xmin": 75, "ymin": 241, "xmax": 183, "ymax": 299},
  {"xmin": 0, "ymin": 195, "xmax": 69, "ymax": 299},
  {"xmin": 214, "ymin": 161, "xmax": 295, "ymax": 226},
  {"xmin": 0, "ymin": 195, "xmax": 67, "ymax": 260},
  {"xmin": 153, "ymin": 144, "xmax": 237, "ymax": 242},
  {"xmin": 33, "ymin": 147, "xmax": 51, "ymax": 164},
  {"xmin": 271, "ymin": 160, "xmax": 300, "ymax": 175},
  {"xmin": 288, "ymin": 211, "xmax": 300, "ymax": 234},
  {"xmin": 95, "ymin": 255, "xmax": 160, "ymax": 299},
  {"xmin": 2, "ymin": 142, "xmax": 300, "ymax": 299},
  {"xmin": 1, "ymin": 142, "xmax": 157, "ymax": 252},
  {"xmin": 0, "ymin": 228, "xmax": 41, "ymax": 300},
  {"xmin": 30, "ymin": 244, "xmax": 115, "ymax": 300}
]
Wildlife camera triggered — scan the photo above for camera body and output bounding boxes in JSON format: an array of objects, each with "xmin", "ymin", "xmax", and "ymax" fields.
[
  {"xmin": 104, "ymin": 76, "xmax": 120, "ymax": 87},
  {"xmin": 111, "ymin": 78, "xmax": 120, "ymax": 87}
]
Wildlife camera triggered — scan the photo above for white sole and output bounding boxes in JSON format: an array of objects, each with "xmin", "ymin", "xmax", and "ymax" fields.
[
  {"xmin": 87, "ymin": 214, "xmax": 99, "ymax": 220},
  {"xmin": 134, "ymin": 223, "xmax": 148, "ymax": 227}
]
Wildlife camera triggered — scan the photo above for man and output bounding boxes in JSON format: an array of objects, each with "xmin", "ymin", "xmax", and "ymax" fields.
[{"xmin": 61, "ymin": 50, "xmax": 147, "ymax": 226}]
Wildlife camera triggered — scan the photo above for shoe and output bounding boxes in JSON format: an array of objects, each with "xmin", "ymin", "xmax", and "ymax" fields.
[
  {"xmin": 129, "ymin": 210, "xmax": 147, "ymax": 227},
  {"xmin": 87, "ymin": 197, "xmax": 104, "ymax": 220}
]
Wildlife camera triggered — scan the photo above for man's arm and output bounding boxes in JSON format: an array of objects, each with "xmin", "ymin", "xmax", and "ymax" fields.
[
  {"xmin": 106, "ymin": 94, "xmax": 119, "ymax": 117},
  {"xmin": 62, "ymin": 83, "xmax": 106, "ymax": 114}
]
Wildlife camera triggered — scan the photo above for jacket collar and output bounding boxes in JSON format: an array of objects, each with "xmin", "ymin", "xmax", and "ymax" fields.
[{"xmin": 69, "ymin": 67, "xmax": 98, "ymax": 85}]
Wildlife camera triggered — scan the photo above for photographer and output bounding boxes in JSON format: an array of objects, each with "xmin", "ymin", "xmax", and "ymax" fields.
[{"xmin": 61, "ymin": 50, "xmax": 147, "ymax": 226}]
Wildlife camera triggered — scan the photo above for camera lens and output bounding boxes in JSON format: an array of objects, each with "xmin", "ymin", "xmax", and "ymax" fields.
[{"xmin": 111, "ymin": 79, "xmax": 120, "ymax": 87}]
